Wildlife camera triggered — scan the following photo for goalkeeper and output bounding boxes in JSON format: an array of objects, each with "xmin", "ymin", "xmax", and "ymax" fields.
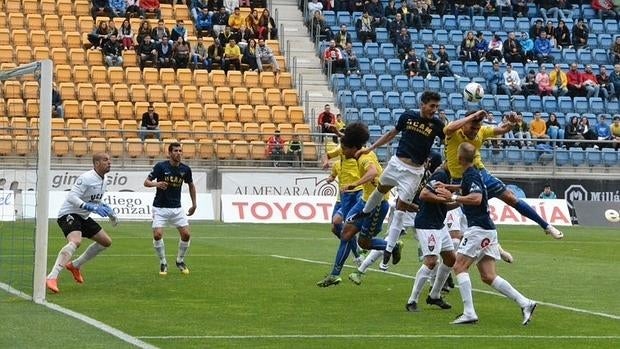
[{"xmin": 46, "ymin": 153, "xmax": 117, "ymax": 294}]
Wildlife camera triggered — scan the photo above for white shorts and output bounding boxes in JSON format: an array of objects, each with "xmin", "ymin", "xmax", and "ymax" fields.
[
  {"xmin": 444, "ymin": 207, "xmax": 468, "ymax": 233},
  {"xmin": 457, "ymin": 226, "xmax": 501, "ymax": 261},
  {"xmin": 379, "ymin": 155, "xmax": 424, "ymax": 203},
  {"xmin": 152, "ymin": 207, "xmax": 189, "ymax": 229},
  {"xmin": 416, "ymin": 227, "xmax": 454, "ymax": 257}
]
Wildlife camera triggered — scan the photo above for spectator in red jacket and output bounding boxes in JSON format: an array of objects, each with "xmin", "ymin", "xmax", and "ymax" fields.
[
  {"xmin": 317, "ymin": 104, "xmax": 336, "ymax": 135},
  {"xmin": 140, "ymin": 0, "xmax": 161, "ymax": 19},
  {"xmin": 266, "ymin": 130, "xmax": 286, "ymax": 166},
  {"xmin": 566, "ymin": 63, "xmax": 584, "ymax": 97}
]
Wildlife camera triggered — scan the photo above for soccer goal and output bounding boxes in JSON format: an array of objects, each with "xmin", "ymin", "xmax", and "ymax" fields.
[{"xmin": 0, "ymin": 60, "xmax": 53, "ymax": 304}]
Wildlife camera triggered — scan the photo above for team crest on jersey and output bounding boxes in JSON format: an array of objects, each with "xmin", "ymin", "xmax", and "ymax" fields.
[
  {"xmin": 480, "ymin": 237, "xmax": 490, "ymax": 248},
  {"xmin": 427, "ymin": 234, "xmax": 436, "ymax": 252}
]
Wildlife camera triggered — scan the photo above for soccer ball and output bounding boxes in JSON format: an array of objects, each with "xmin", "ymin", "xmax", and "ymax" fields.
[{"xmin": 463, "ymin": 82, "xmax": 484, "ymax": 103}]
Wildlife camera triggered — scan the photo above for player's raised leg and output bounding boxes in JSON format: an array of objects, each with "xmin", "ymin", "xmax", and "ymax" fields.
[
  {"xmin": 67, "ymin": 229, "xmax": 112, "ymax": 284},
  {"xmin": 46, "ymin": 233, "xmax": 80, "ymax": 293}
]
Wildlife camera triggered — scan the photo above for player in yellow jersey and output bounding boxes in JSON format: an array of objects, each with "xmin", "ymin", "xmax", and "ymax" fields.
[
  {"xmin": 444, "ymin": 110, "xmax": 563, "ymax": 239},
  {"xmin": 318, "ymin": 123, "xmax": 392, "ymax": 287}
]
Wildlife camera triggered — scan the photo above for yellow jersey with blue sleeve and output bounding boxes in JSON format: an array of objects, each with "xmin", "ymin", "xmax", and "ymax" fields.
[
  {"xmin": 327, "ymin": 147, "xmax": 363, "ymax": 192},
  {"xmin": 444, "ymin": 125, "xmax": 495, "ymax": 179},
  {"xmin": 357, "ymin": 151, "xmax": 390, "ymax": 202}
]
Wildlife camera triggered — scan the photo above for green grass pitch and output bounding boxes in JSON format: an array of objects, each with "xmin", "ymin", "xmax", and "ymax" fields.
[{"xmin": 1, "ymin": 222, "xmax": 619, "ymax": 349}]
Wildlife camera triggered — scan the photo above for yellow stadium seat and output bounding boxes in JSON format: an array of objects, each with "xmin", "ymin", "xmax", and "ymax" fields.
[
  {"xmin": 14, "ymin": 136, "xmax": 31, "ymax": 156},
  {"xmin": 103, "ymin": 120, "xmax": 121, "ymax": 138},
  {"xmin": 56, "ymin": 0, "xmax": 73, "ymax": 16},
  {"xmin": 210, "ymin": 70, "xmax": 226, "ymax": 87},
  {"xmin": 74, "ymin": 1, "xmax": 92, "ymax": 17},
  {"xmin": 55, "ymin": 65, "xmax": 72, "ymax": 83},
  {"xmin": 63, "ymin": 100, "xmax": 80, "ymax": 119},
  {"xmin": 165, "ymin": 85, "xmax": 182, "ymax": 103},
  {"xmin": 174, "ymin": 120, "xmax": 192, "ymax": 140},
  {"xmin": 58, "ymin": 82, "xmax": 76, "ymax": 100},
  {"xmin": 277, "ymin": 72, "xmax": 293, "ymax": 88},
  {"xmin": 249, "ymin": 140, "xmax": 266, "ymax": 161},
  {"xmin": 153, "ymin": 102, "xmax": 170, "ymax": 121},
  {"xmin": 278, "ymin": 123, "xmax": 294, "ymax": 139},
  {"xmin": 169, "ymin": 69, "xmax": 191, "ymax": 87},
  {"xmin": 126, "ymin": 138, "xmax": 143, "ymax": 158},
  {"xmin": 44, "ymin": 15, "xmax": 61, "ymax": 31},
  {"xmin": 272, "ymin": 106, "xmax": 288, "ymax": 124},
  {"xmin": 232, "ymin": 87, "xmax": 249, "ymax": 105},
  {"xmin": 119, "ymin": 120, "xmax": 137, "ymax": 139},
  {"xmin": 15, "ymin": 46, "xmax": 32, "ymax": 64},
  {"xmin": 51, "ymin": 118, "xmax": 65, "ymax": 137},
  {"xmin": 26, "ymin": 14, "xmax": 43, "ymax": 30},
  {"xmin": 260, "ymin": 123, "xmax": 277, "ymax": 141},
  {"xmin": 0, "ymin": 136, "xmax": 13, "ymax": 155},
  {"xmin": 94, "ymin": 83, "xmax": 112, "ymax": 102},
  {"xmin": 288, "ymin": 106, "xmax": 305, "ymax": 125},
  {"xmin": 3, "ymin": 81, "xmax": 22, "ymax": 99},
  {"xmin": 99, "ymin": 101, "xmax": 116, "ymax": 120},
  {"xmin": 12, "ymin": 30, "xmax": 29, "ymax": 46},
  {"xmin": 193, "ymin": 69, "xmax": 209, "ymax": 86},
  {"xmin": 238, "ymin": 105, "xmax": 255, "ymax": 123},
  {"xmin": 249, "ymin": 88, "xmax": 265, "ymax": 106},
  {"xmin": 186, "ymin": 103, "xmax": 204, "ymax": 122},
  {"xmin": 130, "ymin": 84, "xmax": 147, "ymax": 102},
  {"xmin": 215, "ymin": 140, "xmax": 232, "ymax": 160},
  {"xmin": 147, "ymin": 85, "xmax": 165, "ymax": 103},
  {"xmin": 243, "ymin": 71, "xmax": 260, "ymax": 88},
  {"xmin": 180, "ymin": 139, "xmax": 197, "ymax": 159},
  {"xmin": 302, "ymin": 142, "xmax": 318, "ymax": 162},
  {"xmin": 192, "ymin": 121, "xmax": 208, "ymax": 140},
  {"xmin": 159, "ymin": 119, "xmax": 173, "ymax": 138},
  {"xmin": 260, "ymin": 72, "xmax": 276, "ymax": 88},
  {"xmin": 169, "ymin": 102, "xmax": 186, "ymax": 121},
  {"xmin": 145, "ymin": 139, "xmax": 163, "ymax": 158},
  {"xmin": 159, "ymin": 4, "xmax": 174, "ymax": 18},
  {"xmin": 181, "ymin": 86, "xmax": 198, "ymax": 103},
  {"xmin": 114, "ymin": 101, "xmax": 133, "ymax": 121},
  {"xmin": 134, "ymin": 102, "xmax": 150, "ymax": 119},
  {"xmin": 0, "ymin": 15, "xmax": 5, "ymax": 31},
  {"xmin": 111, "ymin": 84, "xmax": 129, "ymax": 103},
  {"xmin": 11, "ymin": 117, "xmax": 28, "ymax": 137},
  {"xmin": 203, "ymin": 104, "xmax": 221, "ymax": 122},
  {"xmin": 159, "ymin": 68, "xmax": 176, "ymax": 85},
  {"xmin": 221, "ymin": 104, "xmax": 238, "ymax": 123},
  {"xmin": 294, "ymin": 124, "xmax": 312, "ymax": 142},
  {"xmin": 0, "ymin": 46, "xmax": 13, "ymax": 64},
  {"xmin": 0, "ymin": 102, "xmax": 5, "ymax": 119},
  {"xmin": 227, "ymin": 70, "xmax": 243, "ymax": 87},
  {"xmin": 199, "ymin": 86, "xmax": 216, "ymax": 104},
  {"xmin": 232, "ymin": 140, "xmax": 250, "ymax": 160},
  {"xmin": 80, "ymin": 101, "xmax": 99, "ymax": 120},
  {"xmin": 25, "ymin": 99, "xmax": 39, "ymax": 118},
  {"xmin": 51, "ymin": 48, "xmax": 68, "ymax": 65},
  {"xmin": 23, "ymin": 1, "xmax": 39, "ymax": 15},
  {"xmin": 107, "ymin": 67, "xmax": 124, "ymax": 84},
  {"xmin": 282, "ymin": 89, "xmax": 299, "ymax": 107},
  {"xmin": 64, "ymin": 31, "xmax": 82, "ymax": 49},
  {"xmin": 216, "ymin": 86, "xmax": 233, "ymax": 104},
  {"xmin": 209, "ymin": 121, "xmax": 226, "ymax": 140},
  {"xmin": 125, "ymin": 67, "xmax": 143, "ymax": 84},
  {"xmin": 77, "ymin": 83, "xmax": 94, "ymax": 101},
  {"xmin": 23, "ymin": 82, "xmax": 39, "ymax": 99},
  {"xmin": 66, "ymin": 119, "xmax": 84, "ymax": 138},
  {"xmin": 265, "ymin": 88, "xmax": 281, "ymax": 106},
  {"xmin": 7, "ymin": 99, "xmax": 25, "ymax": 118},
  {"xmin": 33, "ymin": 47, "xmax": 49, "ymax": 61},
  {"xmin": 106, "ymin": 137, "xmax": 123, "ymax": 158},
  {"xmin": 72, "ymin": 66, "xmax": 90, "ymax": 83},
  {"xmin": 69, "ymin": 48, "xmax": 87, "ymax": 66},
  {"xmin": 243, "ymin": 122, "xmax": 260, "ymax": 142},
  {"xmin": 226, "ymin": 122, "xmax": 243, "ymax": 141},
  {"xmin": 90, "ymin": 137, "xmax": 108, "ymax": 154},
  {"xmin": 52, "ymin": 136, "xmax": 70, "ymax": 157},
  {"xmin": 254, "ymin": 105, "xmax": 271, "ymax": 124},
  {"xmin": 122, "ymin": 50, "xmax": 137, "ymax": 68},
  {"xmin": 198, "ymin": 139, "xmax": 214, "ymax": 159},
  {"xmin": 143, "ymin": 67, "xmax": 160, "ymax": 85},
  {"xmin": 9, "ymin": 13, "xmax": 26, "ymax": 30},
  {"xmin": 29, "ymin": 30, "xmax": 46, "ymax": 47},
  {"xmin": 90, "ymin": 66, "xmax": 108, "ymax": 84},
  {"xmin": 78, "ymin": 16, "xmax": 94, "ymax": 33},
  {"xmin": 61, "ymin": 15, "xmax": 78, "ymax": 32},
  {"xmin": 0, "ymin": 30, "xmax": 8, "ymax": 46},
  {"xmin": 85, "ymin": 119, "xmax": 102, "ymax": 138}
]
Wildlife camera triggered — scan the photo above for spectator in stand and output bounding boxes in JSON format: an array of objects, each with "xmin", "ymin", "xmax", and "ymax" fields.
[
  {"xmin": 88, "ymin": 21, "xmax": 110, "ymax": 50},
  {"xmin": 267, "ymin": 130, "xmax": 286, "ymax": 166},
  {"xmin": 218, "ymin": 26, "xmax": 235, "ymax": 47},
  {"xmin": 504, "ymin": 32, "xmax": 523, "ymax": 64},
  {"xmin": 109, "ymin": 0, "xmax": 127, "ymax": 17},
  {"xmin": 578, "ymin": 117, "xmax": 598, "ymax": 147},
  {"xmin": 334, "ymin": 113, "xmax": 346, "ymax": 131},
  {"xmin": 512, "ymin": 0, "xmax": 528, "ymax": 17},
  {"xmin": 567, "ymin": 63, "xmax": 585, "ymax": 97},
  {"xmin": 546, "ymin": 113, "xmax": 564, "ymax": 144},
  {"xmin": 137, "ymin": 35, "xmax": 157, "ymax": 70},
  {"xmin": 550, "ymin": 64, "xmax": 568, "ymax": 96},
  {"xmin": 420, "ymin": 45, "xmax": 439, "ymax": 78},
  {"xmin": 245, "ymin": 9, "xmax": 260, "ymax": 38},
  {"xmin": 538, "ymin": 0, "xmax": 571, "ymax": 22},
  {"xmin": 228, "ymin": 7, "xmax": 245, "ymax": 32},
  {"xmin": 572, "ymin": 18, "xmax": 589, "ymax": 49},
  {"xmin": 140, "ymin": 0, "xmax": 162, "ymax": 19},
  {"xmin": 287, "ymin": 134, "xmax": 303, "ymax": 166},
  {"xmin": 243, "ymin": 39, "xmax": 258, "ymax": 71},
  {"xmin": 191, "ymin": 0, "xmax": 211, "ymax": 22},
  {"xmin": 140, "ymin": 104, "xmax": 160, "ymax": 141},
  {"xmin": 52, "ymin": 84, "xmax": 64, "ymax": 118},
  {"xmin": 151, "ymin": 20, "xmax": 170, "ymax": 44},
  {"xmin": 522, "ymin": 69, "xmax": 539, "ymax": 97},
  {"xmin": 592, "ymin": 0, "xmax": 619, "ymax": 20},
  {"xmin": 611, "ymin": 64, "xmax": 620, "ymax": 100},
  {"xmin": 464, "ymin": 0, "xmax": 485, "ymax": 17},
  {"xmin": 611, "ymin": 37, "xmax": 620, "ymax": 64},
  {"xmin": 612, "ymin": 115, "xmax": 620, "ymax": 150},
  {"xmin": 544, "ymin": 21, "xmax": 557, "ymax": 48},
  {"xmin": 495, "ymin": 0, "xmax": 513, "ymax": 16},
  {"xmin": 310, "ymin": 11, "xmax": 331, "ymax": 41},
  {"xmin": 582, "ymin": 65, "xmax": 601, "ymax": 98},
  {"xmin": 119, "ymin": 20, "xmax": 135, "ymax": 50},
  {"xmin": 107, "ymin": 18, "xmax": 118, "ymax": 37},
  {"xmin": 192, "ymin": 36, "xmax": 209, "ymax": 70},
  {"xmin": 136, "ymin": 21, "xmax": 152, "ymax": 45},
  {"xmin": 196, "ymin": 8, "xmax": 213, "ymax": 34},
  {"xmin": 483, "ymin": 0, "xmax": 496, "ymax": 17},
  {"xmin": 486, "ymin": 61, "xmax": 509, "ymax": 95},
  {"xmin": 530, "ymin": 19, "xmax": 544, "ymax": 40},
  {"xmin": 513, "ymin": 113, "xmax": 533, "ymax": 147},
  {"xmin": 172, "ymin": 37, "xmax": 191, "ymax": 69},
  {"xmin": 565, "ymin": 116, "xmax": 584, "ymax": 149},
  {"xmin": 486, "ymin": 34, "xmax": 504, "ymax": 63},
  {"xmin": 539, "ymin": 185, "xmax": 557, "ymax": 199},
  {"xmin": 156, "ymin": 36, "xmax": 174, "ymax": 68},
  {"xmin": 258, "ymin": 9, "xmax": 277, "ymax": 40},
  {"xmin": 436, "ymin": 45, "xmax": 454, "ymax": 77},
  {"xmin": 384, "ymin": 0, "xmax": 398, "ymax": 20},
  {"xmin": 207, "ymin": 39, "xmax": 224, "ymax": 71},
  {"xmin": 403, "ymin": 48, "xmax": 421, "ymax": 77},
  {"xmin": 91, "ymin": 0, "xmax": 112, "ymax": 19},
  {"xmin": 323, "ymin": 40, "xmax": 344, "ymax": 72},
  {"xmin": 460, "ymin": 31, "xmax": 478, "ymax": 62},
  {"xmin": 519, "ymin": 32, "xmax": 535, "ymax": 63},
  {"xmin": 554, "ymin": 20, "xmax": 572, "ymax": 49},
  {"xmin": 318, "ymin": 104, "xmax": 336, "ymax": 142},
  {"xmin": 103, "ymin": 34, "xmax": 124, "ymax": 67},
  {"xmin": 475, "ymin": 31, "xmax": 489, "ymax": 61},
  {"xmin": 365, "ymin": 0, "xmax": 386, "ymax": 28},
  {"xmin": 224, "ymin": 0, "xmax": 240, "ymax": 14},
  {"xmin": 356, "ymin": 11, "xmax": 376, "ymax": 43},
  {"xmin": 530, "ymin": 111, "xmax": 550, "ymax": 142},
  {"xmin": 212, "ymin": 7, "xmax": 230, "ymax": 37},
  {"xmin": 334, "ymin": 25, "xmax": 352, "ymax": 49},
  {"xmin": 223, "ymin": 38, "xmax": 242, "ymax": 73},
  {"xmin": 389, "ymin": 14, "xmax": 407, "ymax": 42},
  {"xmin": 534, "ymin": 31, "xmax": 554, "ymax": 64},
  {"xmin": 395, "ymin": 28, "xmax": 412, "ymax": 59},
  {"xmin": 170, "ymin": 20, "xmax": 189, "ymax": 42},
  {"xmin": 398, "ymin": 1, "xmax": 414, "ymax": 27},
  {"xmin": 597, "ymin": 66, "xmax": 615, "ymax": 101},
  {"xmin": 342, "ymin": 42, "xmax": 359, "ymax": 75},
  {"xmin": 595, "ymin": 115, "xmax": 613, "ymax": 148},
  {"xmin": 256, "ymin": 39, "xmax": 280, "ymax": 73},
  {"xmin": 126, "ymin": 0, "xmax": 144, "ymax": 18},
  {"xmin": 535, "ymin": 66, "xmax": 552, "ymax": 96},
  {"xmin": 308, "ymin": 0, "xmax": 324, "ymax": 16}
]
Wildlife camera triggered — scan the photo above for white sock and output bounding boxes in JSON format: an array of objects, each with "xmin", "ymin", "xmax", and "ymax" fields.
[
  {"xmin": 72, "ymin": 242, "xmax": 106, "ymax": 268},
  {"xmin": 362, "ymin": 190, "xmax": 384, "ymax": 214},
  {"xmin": 408, "ymin": 265, "xmax": 432, "ymax": 304},
  {"xmin": 430, "ymin": 263, "xmax": 452, "ymax": 299},
  {"xmin": 359, "ymin": 249, "xmax": 382, "ymax": 273},
  {"xmin": 452, "ymin": 238, "xmax": 461, "ymax": 251},
  {"xmin": 491, "ymin": 276, "xmax": 530, "ymax": 308},
  {"xmin": 385, "ymin": 210, "xmax": 404, "ymax": 253},
  {"xmin": 153, "ymin": 239, "xmax": 167, "ymax": 264},
  {"xmin": 176, "ymin": 239, "xmax": 190, "ymax": 263},
  {"xmin": 47, "ymin": 241, "xmax": 77, "ymax": 279},
  {"xmin": 456, "ymin": 272, "xmax": 477, "ymax": 317}
]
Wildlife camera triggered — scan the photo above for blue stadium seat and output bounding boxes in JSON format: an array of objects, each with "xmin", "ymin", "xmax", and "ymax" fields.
[
  {"xmin": 394, "ymin": 75, "xmax": 409, "ymax": 92},
  {"xmin": 358, "ymin": 58, "xmax": 371, "ymax": 74},
  {"xmin": 337, "ymin": 90, "xmax": 353, "ymax": 109},
  {"xmin": 439, "ymin": 92, "xmax": 449, "ymax": 110},
  {"xmin": 365, "ymin": 42, "xmax": 380, "ymax": 59},
  {"xmin": 449, "ymin": 30, "xmax": 464, "ymax": 46},
  {"xmin": 408, "ymin": 29, "xmax": 419, "ymax": 42},
  {"xmin": 387, "ymin": 58, "xmax": 403, "ymax": 75},
  {"xmin": 562, "ymin": 48, "xmax": 577, "ymax": 63},
  {"xmin": 345, "ymin": 108, "xmax": 360, "ymax": 123},
  {"xmin": 375, "ymin": 27, "xmax": 389, "ymax": 42},
  {"xmin": 605, "ymin": 99, "xmax": 620, "ymax": 115},
  {"xmin": 411, "ymin": 76, "xmax": 426, "ymax": 92},
  {"xmin": 450, "ymin": 60, "xmax": 464, "ymax": 77},
  {"xmin": 348, "ymin": 27, "xmax": 357, "ymax": 42},
  {"xmin": 353, "ymin": 91, "xmax": 370, "ymax": 108},
  {"xmin": 577, "ymin": 49, "xmax": 593, "ymax": 65},
  {"xmin": 502, "ymin": 17, "xmax": 516, "ymax": 32},
  {"xmin": 443, "ymin": 15, "xmax": 458, "ymax": 30},
  {"xmin": 445, "ymin": 45, "xmax": 458, "ymax": 59},
  {"xmin": 351, "ymin": 11, "xmax": 363, "ymax": 25},
  {"xmin": 362, "ymin": 74, "xmax": 378, "ymax": 90},
  {"xmin": 347, "ymin": 74, "xmax": 362, "ymax": 90},
  {"xmin": 488, "ymin": 147, "xmax": 505, "ymax": 165},
  {"xmin": 555, "ymin": 149, "xmax": 570, "ymax": 166},
  {"xmin": 377, "ymin": 74, "xmax": 393, "ymax": 92},
  {"xmin": 385, "ymin": 91, "xmax": 401, "ymax": 109},
  {"xmin": 323, "ymin": 11, "xmax": 336, "ymax": 27},
  {"xmin": 444, "ymin": 109, "xmax": 455, "ymax": 121},
  {"xmin": 527, "ymin": 3, "xmax": 538, "ymax": 17},
  {"xmin": 371, "ymin": 58, "xmax": 387, "ymax": 75},
  {"xmin": 590, "ymin": 19, "xmax": 605, "ymax": 34},
  {"xmin": 392, "ymin": 108, "xmax": 405, "ymax": 122},
  {"xmin": 464, "ymin": 61, "xmax": 479, "ymax": 78},
  {"xmin": 360, "ymin": 108, "xmax": 376, "ymax": 124},
  {"xmin": 497, "ymin": 95, "xmax": 511, "ymax": 112},
  {"xmin": 511, "ymin": 62, "xmax": 525, "ymax": 77},
  {"xmin": 368, "ymin": 124, "xmax": 382, "ymax": 142},
  {"xmin": 570, "ymin": 150, "xmax": 587, "ymax": 167},
  {"xmin": 369, "ymin": 91, "xmax": 385, "ymax": 108},
  {"xmin": 542, "ymin": 96, "xmax": 558, "ymax": 113},
  {"xmin": 380, "ymin": 43, "xmax": 396, "ymax": 59},
  {"xmin": 588, "ymin": 34, "xmax": 598, "ymax": 48},
  {"xmin": 434, "ymin": 30, "xmax": 449, "ymax": 46},
  {"xmin": 330, "ymin": 73, "xmax": 346, "ymax": 91},
  {"xmin": 448, "ymin": 92, "xmax": 465, "ymax": 110},
  {"xmin": 457, "ymin": 15, "xmax": 472, "ymax": 31},
  {"xmin": 457, "ymin": 77, "xmax": 471, "ymax": 91},
  {"xmin": 586, "ymin": 149, "xmax": 603, "ymax": 166},
  {"xmin": 512, "ymin": 95, "xmax": 526, "ymax": 110},
  {"xmin": 420, "ymin": 29, "xmax": 434, "ymax": 45},
  {"xmin": 480, "ymin": 95, "xmax": 496, "ymax": 110},
  {"xmin": 401, "ymin": 91, "xmax": 417, "ymax": 109},
  {"xmin": 505, "ymin": 146, "xmax": 523, "ymax": 165},
  {"xmin": 375, "ymin": 146, "xmax": 389, "ymax": 162},
  {"xmin": 592, "ymin": 49, "xmax": 610, "ymax": 65},
  {"xmin": 589, "ymin": 97, "xmax": 605, "ymax": 115},
  {"xmin": 604, "ymin": 19, "xmax": 619, "ymax": 34},
  {"xmin": 442, "ymin": 76, "xmax": 458, "ymax": 94},
  {"xmin": 427, "ymin": 76, "xmax": 441, "ymax": 91},
  {"xmin": 573, "ymin": 97, "xmax": 588, "ymax": 114},
  {"xmin": 376, "ymin": 108, "xmax": 392, "ymax": 127},
  {"xmin": 582, "ymin": 5, "xmax": 597, "ymax": 20},
  {"xmin": 351, "ymin": 42, "xmax": 364, "ymax": 58},
  {"xmin": 487, "ymin": 16, "xmax": 501, "ymax": 32},
  {"xmin": 558, "ymin": 96, "xmax": 573, "ymax": 113},
  {"xmin": 602, "ymin": 148, "xmax": 618, "ymax": 167},
  {"xmin": 430, "ymin": 14, "xmax": 442, "ymax": 30},
  {"xmin": 472, "ymin": 16, "xmax": 486, "ymax": 31},
  {"xmin": 523, "ymin": 148, "xmax": 541, "ymax": 166},
  {"xmin": 516, "ymin": 17, "xmax": 530, "ymax": 32},
  {"xmin": 526, "ymin": 95, "xmax": 542, "ymax": 112}
]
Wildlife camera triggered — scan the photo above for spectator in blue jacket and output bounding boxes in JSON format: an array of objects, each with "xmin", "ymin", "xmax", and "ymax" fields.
[
  {"xmin": 534, "ymin": 31, "xmax": 554, "ymax": 64},
  {"xmin": 595, "ymin": 115, "xmax": 613, "ymax": 148},
  {"xmin": 485, "ymin": 61, "xmax": 510, "ymax": 95},
  {"xmin": 519, "ymin": 32, "xmax": 535, "ymax": 63}
]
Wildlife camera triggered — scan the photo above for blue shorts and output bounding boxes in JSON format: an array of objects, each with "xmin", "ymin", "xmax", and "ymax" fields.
[
  {"xmin": 451, "ymin": 169, "xmax": 507, "ymax": 199},
  {"xmin": 335, "ymin": 190, "xmax": 362, "ymax": 219},
  {"xmin": 346, "ymin": 199, "xmax": 389, "ymax": 239},
  {"xmin": 331, "ymin": 201, "xmax": 342, "ymax": 220}
]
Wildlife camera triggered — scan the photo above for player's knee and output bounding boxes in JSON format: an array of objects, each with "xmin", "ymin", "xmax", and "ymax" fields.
[
  {"xmin": 424, "ymin": 256, "xmax": 438, "ymax": 269},
  {"xmin": 358, "ymin": 238, "xmax": 372, "ymax": 250},
  {"xmin": 179, "ymin": 229, "xmax": 191, "ymax": 241},
  {"xmin": 502, "ymin": 191, "xmax": 518, "ymax": 205},
  {"xmin": 442, "ymin": 252, "xmax": 456, "ymax": 267},
  {"xmin": 153, "ymin": 231, "xmax": 164, "ymax": 240},
  {"xmin": 480, "ymin": 272, "xmax": 496, "ymax": 285}
]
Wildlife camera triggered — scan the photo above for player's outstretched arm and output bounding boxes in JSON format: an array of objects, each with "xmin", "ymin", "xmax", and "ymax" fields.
[
  {"xmin": 493, "ymin": 112, "xmax": 517, "ymax": 136},
  {"xmin": 187, "ymin": 182, "xmax": 197, "ymax": 216},
  {"xmin": 343, "ymin": 164, "xmax": 378, "ymax": 191},
  {"xmin": 444, "ymin": 110, "xmax": 487, "ymax": 137},
  {"xmin": 355, "ymin": 128, "xmax": 399, "ymax": 158}
]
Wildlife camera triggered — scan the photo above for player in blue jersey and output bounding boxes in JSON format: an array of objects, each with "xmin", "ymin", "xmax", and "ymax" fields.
[
  {"xmin": 144, "ymin": 142, "xmax": 197, "ymax": 275},
  {"xmin": 350, "ymin": 91, "xmax": 445, "ymax": 268},
  {"xmin": 440, "ymin": 143, "xmax": 536, "ymax": 325}
]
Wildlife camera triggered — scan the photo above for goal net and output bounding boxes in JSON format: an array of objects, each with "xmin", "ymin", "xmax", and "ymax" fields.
[{"xmin": 0, "ymin": 60, "xmax": 52, "ymax": 304}]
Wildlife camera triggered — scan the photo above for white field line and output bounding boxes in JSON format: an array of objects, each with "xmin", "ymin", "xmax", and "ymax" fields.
[
  {"xmin": 270, "ymin": 255, "xmax": 620, "ymax": 321},
  {"xmin": 136, "ymin": 334, "xmax": 620, "ymax": 340},
  {"xmin": 0, "ymin": 282, "xmax": 158, "ymax": 349}
]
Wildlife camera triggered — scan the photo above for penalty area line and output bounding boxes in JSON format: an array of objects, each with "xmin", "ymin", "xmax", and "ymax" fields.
[
  {"xmin": 136, "ymin": 334, "xmax": 620, "ymax": 340},
  {"xmin": 270, "ymin": 255, "xmax": 620, "ymax": 321}
]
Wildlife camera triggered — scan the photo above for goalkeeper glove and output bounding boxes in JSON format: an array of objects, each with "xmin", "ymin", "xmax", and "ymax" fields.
[{"xmin": 82, "ymin": 203, "xmax": 113, "ymax": 217}]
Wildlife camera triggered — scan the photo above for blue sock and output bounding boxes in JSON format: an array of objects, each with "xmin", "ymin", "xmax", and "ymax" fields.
[
  {"xmin": 348, "ymin": 236, "xmax": 360, "ymax": 258},
  {"xmin": 330, "ymin": 239, "xmax": 351, "ymax": 276},
  {"xmin": 515, "ymin": 199, "xmax": 549, "ymax": 229},
  {"xmin": 332, "ymin": 223, "xmax": 343, "ymax": 238},
  {"xmin": 371, "ymin": 238, "xmax": 387, "ymax": 250}
]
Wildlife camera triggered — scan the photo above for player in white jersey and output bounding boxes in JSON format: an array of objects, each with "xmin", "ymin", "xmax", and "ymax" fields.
[{"xmin": 46, "ymin": 153, "xmax": 116, "ymax": 294}]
